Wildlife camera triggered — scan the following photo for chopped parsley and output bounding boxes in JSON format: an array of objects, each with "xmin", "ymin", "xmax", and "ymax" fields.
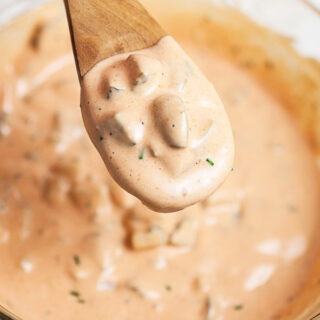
[
  {"xmin": 70, "ymin": 291, "xmax": 80, "ymax": 297},
  {"xmin": 231, "ymin": 167, "xmax": 234, "ymax": 171},
  {"xmin": 73, "ymin": 255, "xmax": 80, "ymax": 265},
  {"xmin": 99, "ymin": 136, "xmax": 104, "ymax": 141},
  {"xmin": 234, "ymin": 304, "xmax": 243, "ymax": 311},
  {"xmin": 206, "ymin": 158, "xmax": 214, "ymax": 166},
  {"xmin": 70, "ymin": 290, "xmax": 86, "ymax": 304},
  {"xmin": 165, "ymin": 284, "xmax": 172, "ymax": 292},
  {"xmin": 139, "ymin": 148, "xmax": 145, "ymax": 160}
]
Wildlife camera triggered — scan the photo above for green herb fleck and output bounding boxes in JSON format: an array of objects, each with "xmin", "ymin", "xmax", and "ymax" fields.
[
  {"xmin": 234, "ymin": 304, "xmax": 243, "ymax": 311},
  {"xmin": 231, "ymin": 167, "xmax": 234, "ymax": 171},
  {"xmin": 165, "ymin": 284, "xmax": 172, "ymax": 292},
  {"xmin": 139, "ymin": 147, "xmax": 145, "ymax": 160},
  {"xmin": 99, "ymin": 136, "xmax": 104, "ymax": 141},
  {"xmin": 70, "ymin": 291, "xmax": 80, "ymax": 297},
  {"xmin": 206, "ymin": 158, "xmax": 214, "ymax": 166},
  {"xmin": 73, "ymin": 255, "xmax": 80, "ymax": 265},
  {"xmin": 78, "ymin": 298, "xmax": 86, "ymax": 304}
]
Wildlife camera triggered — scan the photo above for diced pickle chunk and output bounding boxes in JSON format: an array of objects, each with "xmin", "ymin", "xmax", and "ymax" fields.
[
  {"xmin": 44, "ymin": 176, "xmax": 70, "ymax": 205},
  {"xmin": 126, "ymin": 54, "xmax": 161, "ymax": 95},
  {"xmin": 106, "ymin": 86, "xmax": 121, "ymax": 100},
  {"xmin": 153, "ymin": 94, "xmax": 188, "ymax": 148},
  {"xmin": 52, "ymin": 158, "xmax": 83, "ymax": 182},
  {"xmin": 133, "ymin": 72, "xmax": 148, "ymax": 86},
  {"xmin": 71, "ymin": 181, "xmax": 108, "ymax": 211},
  {"xmin": 170, "ymin": 217, "xmax": 198, "ymax": 247},
  {"xmin": 131, "ymin": 227, "xmax": 167, "ymax": 250},
  {"xmin": 113, "ymin": 109, "xmax": 145, "ymax": 145}
]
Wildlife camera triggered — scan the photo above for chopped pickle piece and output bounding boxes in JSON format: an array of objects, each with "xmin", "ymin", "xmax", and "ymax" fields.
[
  {"xmin": 71, "ymin": 181, "xmax": 108, "ymax": 211},
  {"xmin": 51, "ymin": 158, "xmax": 84, "ymax": 182},
  {"xmin": 154, "ymin": 94, "xmax": 188, "ymax": 148},
  {"xmin": 133, "ymin": 72, "xmax": 148, "ymax": 87},
  {"xmin": 194, "ymin": 275, "xmax": 211, "ymax": 293},
  {"xmin": 205, "ymin": 295, "xmax": 218, "ymax": 320},
  {"xmin": 170, "ymin": 61, "xmax": 189, "ymax": 92},
  {"xmin": 106, "ymin": 86, "xmax": 121, "ymax": 100},
  {"xmin": 126, "ymin": 54, "xmax": 161, "ymax": 95},
  {"xmin": 159, "ymin": 147, "xmax": 195, "ymax": 176},
  {"xmin": 43, "ymin": 176, "xmax": 70, "ymax": 205},
  {"xmin": 135, "ymin": 204, "xmax": 178, "ymax": 231},
  {"xmin": 127, "ymin": 281, "xmax": 161, "ymax": 301},
  {"xmin": 170, "ymin": 217, "xmax": 198, "ymax": 247},
  {"xmin": 113, "ymin": 109, "xmax": 145, "ymax": 145},
  {"xmin": 189, "ymin": 107, "xmax": 215, "ymax": 149},
  {"xmin": 131, "ymin": 227, "xmax": 168, "ymax": 250}
]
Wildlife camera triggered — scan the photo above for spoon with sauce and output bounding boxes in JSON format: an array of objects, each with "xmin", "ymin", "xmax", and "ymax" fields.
[{"xmin": 64, "ymin": 0, "xmax": 234, "ymax": 212}]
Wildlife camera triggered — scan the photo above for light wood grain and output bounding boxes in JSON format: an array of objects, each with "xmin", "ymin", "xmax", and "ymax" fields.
[{"xmin": 64, "ymin": 0, "xmax": 166, "ymax": 81}]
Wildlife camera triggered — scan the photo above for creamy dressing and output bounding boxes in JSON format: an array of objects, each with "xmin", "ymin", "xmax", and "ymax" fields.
[
  {"xmin": 0, "ymin": 2, "xmax": 320, "ymax": 320},
  {"xmin": 81, "ymin": 36, "xmax": 234, "ymax": 212}
]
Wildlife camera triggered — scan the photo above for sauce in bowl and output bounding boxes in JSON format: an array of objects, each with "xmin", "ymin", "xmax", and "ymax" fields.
[{"xmin": 0, "ymin": 1, "xmax": 319, "ymax": 319}]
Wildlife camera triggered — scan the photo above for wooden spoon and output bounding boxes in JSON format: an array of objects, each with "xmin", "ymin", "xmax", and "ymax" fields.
[{"xmin": 63, "ymin": 0, "xmax": 167, "ymax": 81}]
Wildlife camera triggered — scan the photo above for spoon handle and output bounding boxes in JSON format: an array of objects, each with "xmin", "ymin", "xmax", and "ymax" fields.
[
  {"xmin": 63, "ymin": 0, "xmax": 166, "ymax": 80},
  {"xmin": 0, "ymin": 305, "xmax": 22, "ymax": 320}
]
